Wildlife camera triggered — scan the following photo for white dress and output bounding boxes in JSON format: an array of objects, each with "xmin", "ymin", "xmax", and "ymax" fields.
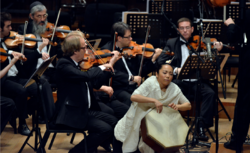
[{"xmin": 114, "ymin": 76, "xmax": 189, "ymax": 153}]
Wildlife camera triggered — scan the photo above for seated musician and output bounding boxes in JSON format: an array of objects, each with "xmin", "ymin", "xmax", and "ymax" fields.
[
  {"xmin": 157, "ymin": 17, "xmax": 223, "ymax": 141},
  {"xmin": 101, "ymin": 22, "xmax": 163, "ymax": 106},
  {"xmin": 0, "ymin": 52, "xmax": 21, "ymax": 134},
  {"xmin": 18, "ymin": 1, "xmax": 63, "ymax": 85},
  {"xmin": 0, "ymin": 12, "xmax": 41, "ymax": 136},
  {"xmin": 54, "ymin": 31, "xmax": 120, "ymax": 153},
  {"xmin": 114, "ymin": 63, "xmax": 191, "ymax": 153}
]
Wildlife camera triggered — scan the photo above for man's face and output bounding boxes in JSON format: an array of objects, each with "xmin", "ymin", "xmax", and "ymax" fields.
[
  {"xmin": 30, "ymin": 9, "xmax": 47, "ymax": 26},
  {"xmin": 75, "ymin": 37, "xmax": 87, "ymax": 62},
  {"xmin": 177, "ymin": 21, "xmax": 194, "ymax": 41},
  {"xmin": 0, "ymin": 21, "xmax": 12, "ymax": 38},
  {"xmin": 118, "ymin": 30, "xmax": 132, "ymax": 47}
]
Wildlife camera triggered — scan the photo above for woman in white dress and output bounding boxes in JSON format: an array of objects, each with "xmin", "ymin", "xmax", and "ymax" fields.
[{"xmin": 113, "ymin": 63, "xmax": 192, "ymax": 153}]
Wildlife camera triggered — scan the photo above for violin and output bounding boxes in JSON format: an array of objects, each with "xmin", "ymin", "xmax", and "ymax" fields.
[
  {"xmin": 187, "ymin": 35, "xmax": 235, "ymax": 51},
  {"xmin": 0, "ymin": 48, "xmax": 27, "ymax": 63},
  {"xmin": 4, "ymin": 31, "xmax": 57, "ymax": 49},
  {"xmin": 121, "ymin": 41, "xmax": 174, "ymax": 58},
  {"xmin": 40, "ymin": 22, "xmax": 89, "ymax": 39},
  {"xmin": 206, "ymin": 0, "xmax": 234, "ymax": 7}
]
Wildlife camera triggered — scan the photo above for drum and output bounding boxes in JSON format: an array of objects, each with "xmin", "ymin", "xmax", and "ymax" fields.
[{"xmin": 141, "ymin": 107, "xmax": 189, "ymax": 153}]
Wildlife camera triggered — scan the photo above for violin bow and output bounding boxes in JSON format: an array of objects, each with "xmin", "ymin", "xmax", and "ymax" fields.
[
  {"xmin": 138, "ymin": 25, "xmax": 151, "ymax": 77},
  {"xmin": 48, "ymin": 8, "xmax": 61, "ymax": 55},
  {"xmin": 108, "ymin": 32, "xmax": 118, "ymax": 87},
  {"xmin": 20, "ymin": 21, "xmax": 28, "ymax": 65}
]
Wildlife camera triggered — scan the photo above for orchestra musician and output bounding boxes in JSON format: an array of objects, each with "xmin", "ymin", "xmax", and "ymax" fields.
[
  {"xmin": 0, "ymin": 52, "xmax": 21, "ymax": 134},
  {"xmin": 223, "ymin": 10, "xmax": 250, "ymax": 152},
  {"xmin": 114, "ymin": 63, "xmax": 191, "ymax": 153},
  {"xmin": 18, "ymin": 1, "xmax": 63, "ymax": 84},
  {"xmin": 101, "ymin": 22, "xmax": 163, "ymax": 106},
  {"xmin": 53, "ymin": 31, "xmax": 120, "ymax": 153},
  {"xmin": 157, "ymin": 17, "xmax": 223, "ymax": 141},
  {"xmin": 0, "ymin": 12, "xmax": 37, "ymax": 136}
]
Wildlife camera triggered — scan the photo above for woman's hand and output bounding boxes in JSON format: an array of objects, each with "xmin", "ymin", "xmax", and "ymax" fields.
[
  {"xmin": 154, "ymin": 100, "xmax": 163, "ymax": 113},
  {"xmin": 168, "ymin": 103, "xmax": 178, "ymax": 111}
]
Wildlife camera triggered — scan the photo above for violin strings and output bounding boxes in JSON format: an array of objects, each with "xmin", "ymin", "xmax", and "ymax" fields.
[{"xmin": 84, "ymin": 38, "xmax": 106, "ymax": 64}]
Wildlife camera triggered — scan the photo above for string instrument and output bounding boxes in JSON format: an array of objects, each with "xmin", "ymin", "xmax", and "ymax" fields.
[
  {"xmin": 4, "ymin": 31, "xmax": 57, "ymax": 49},
  {"xmin": 80, "ymin": 49, "xmax": 120, "ymax": 70},
  {"xmin": 122, "ymin": 41, "xmax": 175, "ymax": 58},
  {"xmin": 206, "ymin": 0, "xmax": 235, "ymax": 7},
  {"xmin": 0, "ymin": 48, "xmax": 27, "ymax": 63},
  {"xmin": 187, "ymin": 35, "xmax": 235, "ymax": 51}
]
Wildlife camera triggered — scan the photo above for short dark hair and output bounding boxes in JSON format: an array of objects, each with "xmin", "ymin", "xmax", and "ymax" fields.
[
  {"xmin": 111, "ymin": 22, "xmax": 131, "ymax": 38},
  {"xmin": 0, "ymin": 12, "xmax": 11, "ymax": 29},
  {"xmin": 156, "ymin": 63, "xmax": 173, "ymax": 74},
  {"xmin": 177, "ymin": 17, "xmax": 192, "ymax": 27}
]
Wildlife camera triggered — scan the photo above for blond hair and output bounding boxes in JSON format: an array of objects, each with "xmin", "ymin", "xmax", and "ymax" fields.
[{"xmin": 62, "ymin": 31, "xmax": 85, "ymax": 57}]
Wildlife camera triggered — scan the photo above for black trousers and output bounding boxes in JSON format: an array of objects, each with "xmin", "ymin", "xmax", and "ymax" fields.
[
  {"xmin": 2, "ymin": 76, "xmax": 55, "ymax": 121},
  {"xmin": 0, "ymin": 96, "xmax": 16, "ymax": 134},
  {"xmin": 231, "ymin": 49, "xmax": 250, "ymax": 149},
  {"xmin": 173, "ymin": 79, "xmax": 215, "ymax": 128},
  {"xmin": 69, "ymin": 110, "xmax": 117, "ymax": 153},
  {"xmin": 115, "ymin": 84, "xmax": 137, "ymax": 106}
]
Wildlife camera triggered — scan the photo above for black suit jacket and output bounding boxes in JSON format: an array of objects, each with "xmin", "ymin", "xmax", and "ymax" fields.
[
  {"xmin": 55, "ymin": 57, "xmax": 105, "ymax": 129},
  {"xmin": 18, "ymin": 21, "xmax": 63, "ymax": 79},
  {"xmin": 101, "ymin": 41, "xmax": 156, "ymax": 95},
  {"xmin": 157, "ymin": 37, "xmax": 183, "ymax": 71}
]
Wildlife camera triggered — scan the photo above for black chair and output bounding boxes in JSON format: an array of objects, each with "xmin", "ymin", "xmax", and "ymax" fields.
[{"xmin": 38, "ymin": 98, "xmax": 88, "ymax": 152}]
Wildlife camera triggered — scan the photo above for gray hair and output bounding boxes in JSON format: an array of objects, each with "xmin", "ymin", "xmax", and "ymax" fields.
[{"xmin": 30, "ymin": 5, "xmax": 47, "ymax": 16}]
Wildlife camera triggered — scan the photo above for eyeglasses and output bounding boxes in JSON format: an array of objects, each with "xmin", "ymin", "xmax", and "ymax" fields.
[
  {"xmin": 35, "ymin": 13, "xmax": 48, "ymax": 19},
  {"xmin": 80, "ymin": 47, "xmax": 86, "ymax": 50},
  {"xmin": 179, "ymin": 26, "xmax": 191, "ymax": 31},
  {"xmin": 123, "ymin": 35, "xmax": 132, "ymax": 39}
]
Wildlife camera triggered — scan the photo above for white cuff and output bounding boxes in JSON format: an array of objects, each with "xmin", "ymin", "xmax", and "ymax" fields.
[{"xmin": 98, "ymin": 65, "xmax": 105, "ymax": 71}]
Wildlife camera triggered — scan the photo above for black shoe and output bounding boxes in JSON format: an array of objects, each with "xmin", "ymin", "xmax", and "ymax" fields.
[
  {"xmin": 38, "ymin": 115, "xmax": 46, "ymax": 124},
  {"xmin": 224, "ymin": 139, "xmax": 243, "ymax": 151},
  {"xmin": 18, "ymin": 124, "xmax": 32, "ymax": 136},
  {"xmin": 197, "ymin": 127, "xmax": 209, "ymax": 141}
]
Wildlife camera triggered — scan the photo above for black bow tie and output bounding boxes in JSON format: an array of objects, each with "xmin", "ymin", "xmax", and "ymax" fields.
[{"xmin": 180, "ymin": 41, "xmax": 186, "ymax": 45}]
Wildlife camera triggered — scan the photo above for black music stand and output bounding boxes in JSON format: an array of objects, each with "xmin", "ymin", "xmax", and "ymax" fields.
[
  {"xmin": 179, "ymin": 54, "xmax": 227, "ymax": 152},
  {"xmin": 18, "ymin": 55, "xmax": 57, "ymax": 153}
]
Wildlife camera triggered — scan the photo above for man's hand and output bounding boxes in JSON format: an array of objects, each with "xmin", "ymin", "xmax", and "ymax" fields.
[
  {"xmin": 213, "ymin": 41, "xmax": 223, "ymax": 52},
  {"xmin": 10, "ymin": 52, "xmax": 24, "ymax": 64},
  {"xmin": 42, "ymin": 52, "xmax": 50, "ymax": 60},
  {"xmin": 38, "ymin": 38, "xmax": 49, "ymax": 52},
  {"xmin": 109, "ymin": 51, "xmax": 120, "ymax": 66},
  {"xmin": 133, "ymin": 76, "xmax": 142, "ymax": 86},
  {"xmin": 154, "ymin": 100, "xmax": 163, "ymax": 113},
  {"xmin": 168, "ymin": 103, "xmax": 178, "ymax": 111},
  {"xmin": 101, "ymin": 86, "xmax": 114, "ymax": 97},
  {"xmin": 175, "ymin": 68, "xmax": 181, "ymax": 75},
  {"xmin": 152, "ymin": 48, "xmax": 163, "ymax": 62},
  {"xmin": 102, "ymin": 63, "xmax": 114, "ymax": 72},
  {"xmin": 224, "ymin": 18, "xmax": 235, "ymax": 26}
]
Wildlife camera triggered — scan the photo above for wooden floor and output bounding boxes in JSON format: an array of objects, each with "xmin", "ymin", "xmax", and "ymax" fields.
[{"xmin": 1, "ymin": 74, "xmax": 249, "ymax": 153}]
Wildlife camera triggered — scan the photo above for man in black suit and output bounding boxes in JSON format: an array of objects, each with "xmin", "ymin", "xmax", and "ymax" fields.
[
  {"xmin": 157, "ymin": 17, "xmax": 223, "ymax": 141},
  {"xmin": 54, "ymin": 31, "xmax": 119, "ymax": 153},
  {"xmin": 101, "ymin": 22, "xmax": 162, "ymax": 106},
  {"xmin": 0, "ymin": 12, "xmax": 38, "ymax": 136},
  {"xmin": 223, "ymin": 10, "xmax": 250, "ymax": 152},
  {"xmin": 18, "ymin": 1, "xmax": 63, "ymax": 84}
]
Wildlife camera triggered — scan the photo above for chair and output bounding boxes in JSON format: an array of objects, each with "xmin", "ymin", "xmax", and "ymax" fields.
[{"xmin": 38, "ymin": 97, "xmax": 88, "ymax": 152}]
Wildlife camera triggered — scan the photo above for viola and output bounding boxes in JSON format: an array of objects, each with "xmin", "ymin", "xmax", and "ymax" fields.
[
  {"xmin": 0, "ymin": 48, "xmax": 27, "ymax": 63},
  {"xmin": 40, "ymin": 22, "xmax": 89, "ymax": 39},
  {"xmin": 79, "ymin": 49, "xmax": 121, "ymax": 70},
  {"xmin": 4, "ymin": 31, "xmax": 57, "ymax": 49},
  {"xmin": 187, "ymin": 35, "xmax": 235, "ymax": 51},
  {"xmin": 122, "ymin": 41, "xmax": 174, "ymax": 58}
]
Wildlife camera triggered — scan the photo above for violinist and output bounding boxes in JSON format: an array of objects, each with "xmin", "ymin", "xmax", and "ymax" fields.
[
  {"xmin": 18, "ymin": 1, "xmax": 63, "ymax": 84},
  {"xmin": 0, "ymin": 12, "xmax": 35, "ymax": 136},
  {"xmin": 157, "ymin": 17, "xmax": 223, "ymax": 141},
  {"xmin": 101, "ymin": 22, "xmax": 163, "ymax": 106},
  {"xmin": 52, "ymin": 31, "xmax": 119, "ymax": 153}
]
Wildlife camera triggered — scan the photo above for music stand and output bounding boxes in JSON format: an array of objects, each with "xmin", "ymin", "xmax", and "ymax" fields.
[
  {"xmin": 179, "ymin": 54, "xmax": 227, "ymax": 152},
  {"xmin": 88, "ymin": 38, "xmax": 102, "ymax": 50},
  {"xmin": 18, "ymin": 55, "xmax": 57, "ymax": 153}
]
